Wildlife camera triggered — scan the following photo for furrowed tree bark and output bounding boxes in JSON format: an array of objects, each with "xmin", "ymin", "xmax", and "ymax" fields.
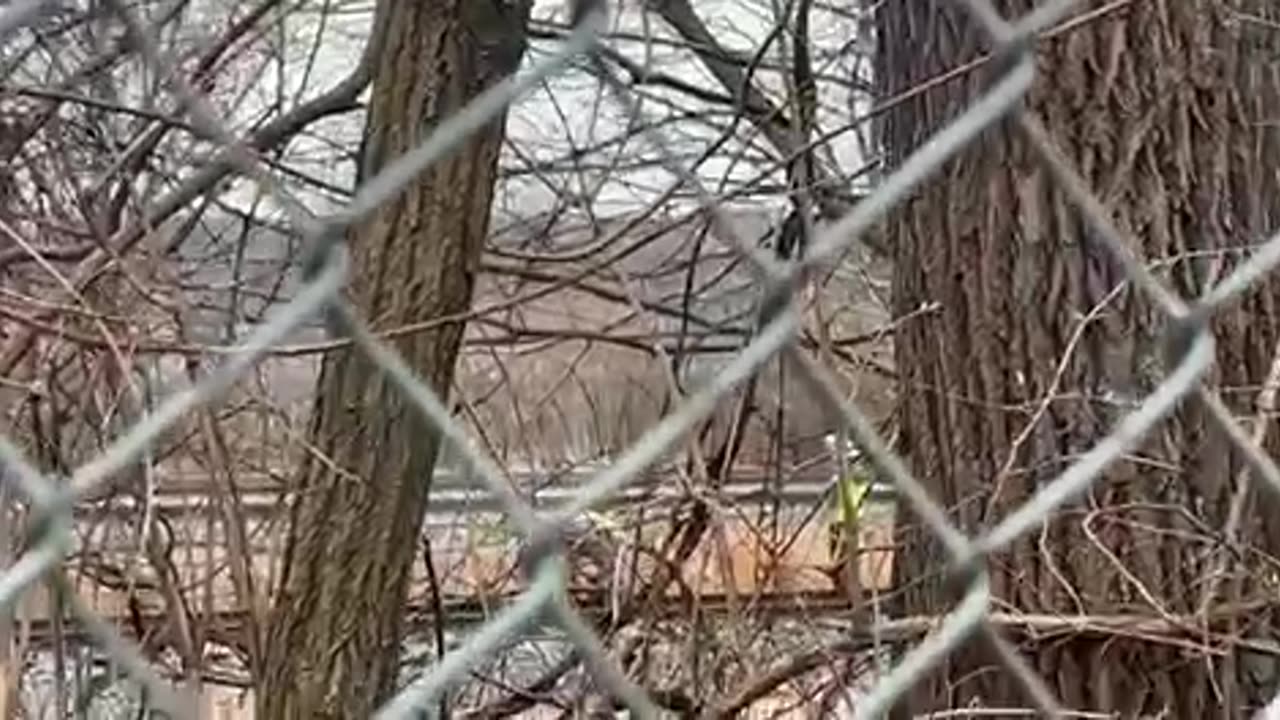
[
  {"xmin": 880, "ymin": 1, "xmax": 1280, "ymax": 717},
  {"xmin": 258, "ymin": 1, "xmax": 530, "ymax": 717}
]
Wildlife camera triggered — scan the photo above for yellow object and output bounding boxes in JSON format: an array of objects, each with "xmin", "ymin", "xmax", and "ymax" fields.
[
  {"xmin": 836, "ymin": 468, "xmax": 872, "ymax": 527},
  {"xmin": 829, "ymin": 467, "xmax": 872, "ymax": 561}
]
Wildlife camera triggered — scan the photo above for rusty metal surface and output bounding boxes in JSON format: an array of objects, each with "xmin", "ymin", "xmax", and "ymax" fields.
[{"xmin": 1, "ymin": 0, "xmax": 1279, "ymax": 717}]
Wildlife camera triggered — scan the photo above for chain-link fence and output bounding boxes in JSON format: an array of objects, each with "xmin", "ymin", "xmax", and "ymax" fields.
[{"xmin": 2, "ymin": 0, "xmax": 1280, "ymax": 717}]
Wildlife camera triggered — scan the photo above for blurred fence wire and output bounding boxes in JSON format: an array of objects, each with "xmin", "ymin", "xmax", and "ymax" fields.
[{"xmin": 3, "ymin": 0, "xmax": 1280, "ymax": 718}]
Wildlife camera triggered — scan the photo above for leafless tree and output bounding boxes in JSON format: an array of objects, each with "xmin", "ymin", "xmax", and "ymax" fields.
[
  {"xmin": 880, "ymin": 1, "xmax": 1280, "ymax": 716},
  {"xmin": 0, "ymin": 0, "xmax": 897, "ymax": 716}
]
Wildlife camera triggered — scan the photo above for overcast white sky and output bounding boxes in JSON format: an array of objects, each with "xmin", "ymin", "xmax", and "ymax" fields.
[{"xmin": 209, "ymin": 0, "xmax": 872, "ymax": 223}]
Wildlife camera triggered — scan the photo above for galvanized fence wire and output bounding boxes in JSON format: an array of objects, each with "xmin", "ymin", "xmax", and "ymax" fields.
[{"xmin": 1, "ymin": 0, "xmax": 1280, "ymax": 717}]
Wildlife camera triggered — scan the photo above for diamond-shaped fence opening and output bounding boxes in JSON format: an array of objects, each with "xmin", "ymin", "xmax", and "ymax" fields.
[{"xmin": 1, "ymin": 0, "xmax": 1280, "ymax": 718}]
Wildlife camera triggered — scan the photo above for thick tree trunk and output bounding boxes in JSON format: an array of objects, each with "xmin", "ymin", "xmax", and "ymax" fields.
[
  {"xmin": 257, "ymin": 2, "xmax": 529, "ymax": 717},
  {"xmin": 880, "ymin": 1, "xmax": 1280, "ymax": 716}
]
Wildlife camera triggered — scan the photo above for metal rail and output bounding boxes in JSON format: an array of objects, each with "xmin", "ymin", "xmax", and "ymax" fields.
[{"xmin": 1, "ymin": 1, "xmax": 1279, "ymax": 718}]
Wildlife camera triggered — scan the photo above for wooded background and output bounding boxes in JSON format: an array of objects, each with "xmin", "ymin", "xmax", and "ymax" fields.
[{"xmin": 1, "ymin": 0, "xmax": 1280, "ymax": 718}]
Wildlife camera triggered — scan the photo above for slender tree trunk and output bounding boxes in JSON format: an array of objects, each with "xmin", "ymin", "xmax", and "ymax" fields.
[
  {"xmin": 258, "ymin": 2, "xmax": 530, "ymax": 717},
  {"xmin": 880, "ymin": 1, "xmax": 1280, "ymax": 716}
]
